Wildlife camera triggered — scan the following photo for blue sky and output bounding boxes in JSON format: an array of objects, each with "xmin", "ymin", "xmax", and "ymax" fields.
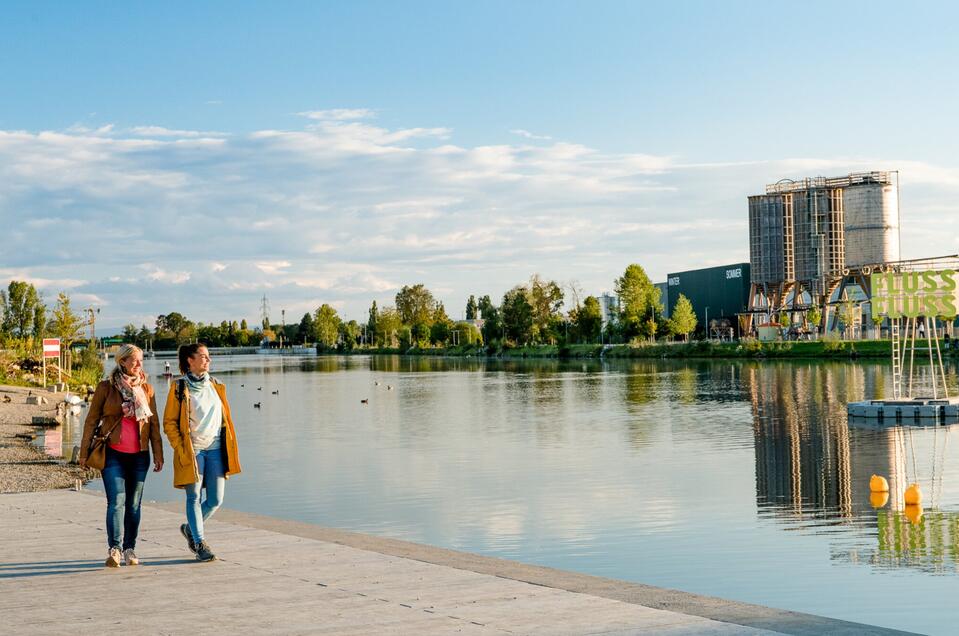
[{"xmin": 2, "ymin": 1, "xmax": 958, "ymax": 330}]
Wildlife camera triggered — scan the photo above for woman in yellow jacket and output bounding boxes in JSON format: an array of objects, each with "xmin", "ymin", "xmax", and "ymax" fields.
[{"xmin": 162, "ymin": 343, "xmax": 241, "ymax": 562}]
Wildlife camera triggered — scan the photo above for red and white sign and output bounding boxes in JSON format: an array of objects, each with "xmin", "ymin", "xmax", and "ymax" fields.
[{"xmin": 42, "ymin": 338, "xmax": 60, "ymax": 359}]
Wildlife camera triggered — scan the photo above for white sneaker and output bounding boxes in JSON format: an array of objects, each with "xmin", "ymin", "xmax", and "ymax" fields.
[
  {"xmin": 123, "ymin": 548, "xmax": 139, "ymax": 566},
  {"xmin": 105, "ymin": 547, "xmax": 122, "ymax": 568}
]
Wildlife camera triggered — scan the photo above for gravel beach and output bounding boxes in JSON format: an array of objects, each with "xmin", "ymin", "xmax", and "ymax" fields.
[{"xmin": 0, "ymin": 384, "xmax": 96, "ymax": 493}]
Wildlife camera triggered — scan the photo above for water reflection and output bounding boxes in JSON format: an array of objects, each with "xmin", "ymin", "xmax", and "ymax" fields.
[
  {"xmin": 82, "ymin": 354, "xmax": 959, "ymax": 634},
  {"xmin": 747, "ymin": 361, "xmax": 959, "ymax": 576}
]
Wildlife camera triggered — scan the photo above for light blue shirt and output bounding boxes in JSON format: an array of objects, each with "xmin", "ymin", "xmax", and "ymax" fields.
[{"xmin": 188, "ymin": 379, "xmax": 223, "ymax": 451}]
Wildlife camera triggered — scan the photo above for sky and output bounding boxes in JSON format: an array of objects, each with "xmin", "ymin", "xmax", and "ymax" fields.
[{"xmin": 2, "ymin": 1, "xmax": 959, "ymax": 331}]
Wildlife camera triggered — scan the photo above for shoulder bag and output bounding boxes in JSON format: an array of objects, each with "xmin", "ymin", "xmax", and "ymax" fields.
[{"xmin": 85, "ymin": 418, "xmax": 123, "ymax": 471}]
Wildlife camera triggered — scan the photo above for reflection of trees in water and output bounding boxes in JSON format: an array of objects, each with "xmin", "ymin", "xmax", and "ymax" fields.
[
  {"xmin": 622, "ymin": 369, "xmax": 657, "ymax": 406},
  {"xmin": 829, "ymin": 509, "xmax": 959, "ymax": 574}
]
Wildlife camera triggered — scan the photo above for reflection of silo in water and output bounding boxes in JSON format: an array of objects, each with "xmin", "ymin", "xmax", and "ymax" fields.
[
  {"xmin": 749, "ymin": 364, "xmax": 855, "ymax": 517},
  {"xmin": 749, "ymin": 362, "xmax": 959, "ymax": 572},
  {"xmin": 748, "ymin": 363, "xmax": 911, "ymax": 519}
]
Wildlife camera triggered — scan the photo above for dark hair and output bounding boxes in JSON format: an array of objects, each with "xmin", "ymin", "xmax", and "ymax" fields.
[{"xmin": 177, "ymin": 343, "xmax": 208, "ymax": 374}]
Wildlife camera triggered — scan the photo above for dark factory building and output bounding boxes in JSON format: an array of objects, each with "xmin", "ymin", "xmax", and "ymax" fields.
[{"xmin": 663, "ymin": 263, "xmax": 751, "ymax": 338}]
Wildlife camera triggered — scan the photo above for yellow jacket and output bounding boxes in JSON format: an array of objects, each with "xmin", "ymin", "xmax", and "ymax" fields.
[{"xmin": 162, "ymin": 377, "xmax": 242, "ymax": 488}]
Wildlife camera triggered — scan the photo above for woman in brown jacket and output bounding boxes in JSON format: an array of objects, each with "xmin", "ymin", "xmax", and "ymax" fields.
[
  {"xmin": 79, "ymin": 344, "xmax": 163, "ymax": 567},
  {"xmin": 162, "ymin": 343, "xmax": 241, "ymax": 562}
]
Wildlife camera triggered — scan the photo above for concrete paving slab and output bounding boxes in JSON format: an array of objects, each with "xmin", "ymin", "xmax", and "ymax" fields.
[{"xmin": 0, "ymin": 490, "xmax": 915, "ymax": 636}]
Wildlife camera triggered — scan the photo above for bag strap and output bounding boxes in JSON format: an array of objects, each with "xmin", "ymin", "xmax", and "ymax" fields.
[{"xmin": 88, "ymin": 417, "xmax": 123, "ymax": 451}]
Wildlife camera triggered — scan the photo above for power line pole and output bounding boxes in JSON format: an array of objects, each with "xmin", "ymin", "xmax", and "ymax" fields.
[{"xmin": 260, "ymin": 295, "xmax": 271, "ymax": 331}]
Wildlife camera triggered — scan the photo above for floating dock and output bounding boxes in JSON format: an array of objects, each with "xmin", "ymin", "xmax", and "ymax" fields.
[{"xmin": 847, "ymin": 397, "xmax": 959, "ymax": 424}]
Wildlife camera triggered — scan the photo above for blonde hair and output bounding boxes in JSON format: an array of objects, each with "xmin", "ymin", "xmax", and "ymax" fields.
[{"xmin": 113, "ymin": 344, "xmax": 144, "ymax": 377}]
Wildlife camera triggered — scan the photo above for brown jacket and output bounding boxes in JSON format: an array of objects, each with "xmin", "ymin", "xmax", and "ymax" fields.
[
  {"xmin": 162, "ymin": 378, "xmax": 241, "ymax": 488},
  {"xmin": 79, "ymin": 380, "xmax": 164, "ymax": 463}
]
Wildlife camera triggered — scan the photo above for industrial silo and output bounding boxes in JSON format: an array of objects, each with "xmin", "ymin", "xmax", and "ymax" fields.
[
  {"xmin": 791, "ymin": 186, "xmax": 845, "ymax": 281},
  {"xmin": 748, "ymin": 194, "xmax": 793, "ymax": 285},
  {"xmin": 843, "ymin": 177, "xmax": 900, "ymax": 268}
]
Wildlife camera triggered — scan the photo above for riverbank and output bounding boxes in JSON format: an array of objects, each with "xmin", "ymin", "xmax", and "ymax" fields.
[
  {"xmin": 1, "ymin": 489, "xmax": 911, "ymax": 635},
  {"xmin": 0, "ymin": 384, "xmax": 94, "ymax": 493},
  {"xmin": 345, "ymin": 339, "xmax": 939, "ymax": 360}
]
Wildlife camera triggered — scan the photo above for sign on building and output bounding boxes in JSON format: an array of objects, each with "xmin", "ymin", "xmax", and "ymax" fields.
[{"xmin": 871, "ymin": 270, "xmax": 958, "ymax": 320}]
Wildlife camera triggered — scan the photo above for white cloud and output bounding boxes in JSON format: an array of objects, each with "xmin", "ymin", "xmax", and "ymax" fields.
[
  {"xmin": 1, "ymin": 116, "xmax": 957, "ymax": 329},
  {"xmin": 129, "ymin": 125, "xmax": 228, "ymax": 138},
  {"xmin": 510, "ymin": 129, "xmax": 552, "ymax": 141},
  {"xmin": 255, "ymin": 261, "xmax": 292, "ymax": 275},
  {"xmin": 141, "ymin": 265, "xmax": 191, "ymax": 284},
  {"xmin": 297, "ymin": 108, "xmax": 376, "ymax": 121}
]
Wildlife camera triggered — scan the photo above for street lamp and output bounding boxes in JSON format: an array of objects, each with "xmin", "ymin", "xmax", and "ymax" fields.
[{"xmin": 705, "ymin": 307, "xmax": 709, "ymax": 340}]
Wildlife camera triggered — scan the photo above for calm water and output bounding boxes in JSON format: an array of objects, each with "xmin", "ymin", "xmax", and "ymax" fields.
[{"xmin": 88, "ymin": 354, "xmax": 959, "ymax": 634}]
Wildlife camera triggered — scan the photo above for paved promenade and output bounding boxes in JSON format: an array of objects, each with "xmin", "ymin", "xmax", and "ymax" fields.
[{"xmin": 1, "ymin": 491, "xmax": 912, "ymax": 635}]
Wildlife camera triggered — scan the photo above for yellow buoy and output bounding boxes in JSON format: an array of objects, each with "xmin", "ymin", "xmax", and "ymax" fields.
[
  {"xmin": 869, "ymin": 474, "xmax": 889, "ymax": 492},
  {"xmin": 904, "ymin": 504, "xmax": 923, "ymax": 525},
  {"xmin": 869, "ymin": 491, "xmax": 889, "ymax": 509},
  {"xmin": 904, "ymin": 483, "xmax": 922, "ymax": 505}
]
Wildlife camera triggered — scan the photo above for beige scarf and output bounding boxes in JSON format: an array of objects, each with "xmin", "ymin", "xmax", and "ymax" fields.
[{"xmin": 110, "ymin": 367, "xmax": 153, "ymax": 422}]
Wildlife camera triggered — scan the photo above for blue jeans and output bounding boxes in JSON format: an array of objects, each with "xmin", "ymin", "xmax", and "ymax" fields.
[
  {"xmin": 101, "ymin": 447, "xmax": 150, "ymax": 550},
  {"xmin": 184, "ymin": 446, "xmax": 226, "ymax": 543}
]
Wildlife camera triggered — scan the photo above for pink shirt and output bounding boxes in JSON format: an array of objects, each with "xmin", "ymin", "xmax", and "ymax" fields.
[{"xmin": 109, "ymin": 416, "xmax": 141, "ymax": 453}]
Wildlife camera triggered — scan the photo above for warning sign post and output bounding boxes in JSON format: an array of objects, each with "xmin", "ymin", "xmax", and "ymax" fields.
[{"xmin": 42, "ymin": 338, "xmax": 60, "ymax": 388}]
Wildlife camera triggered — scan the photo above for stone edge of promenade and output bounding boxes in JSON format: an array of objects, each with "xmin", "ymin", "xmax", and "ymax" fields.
[{"xmin": 144, "ymin": 495, "xmax": 914, "ymax": 636}]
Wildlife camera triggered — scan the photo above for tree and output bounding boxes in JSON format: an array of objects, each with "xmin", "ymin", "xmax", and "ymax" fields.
[
  {"xmin": 314, "ymin": 304, "xmax": 341, "ymax": 350},
  {"xmin": 452, "ymin": 322, "xmax": 483, "ymax": 346},
  {"xmin": 297, "ymin": 312, "xmax": 315, "ymax": 344},
  {"xmin": 614, "ymin": 264, "xmax": 661, "ymax": 339},
  {"xmin": 527, "ymin": 274, "xmax": 564, "ymax": 344},
  {"xmin": 465, "ymin": 295, "xmax": 478, "ymax": 320},
  {"xmin": 478, "ymin": 295, "xmax": 494, "ymax": 320},
  {"xmin": 574, "ymin": 296, "xmax": 602, "ymax": 343},
  {"xmin": 565, "ymin": 280, "xmax": 584, "ymax": 311},
  {"xmin": 806, "ymin": 306, "xmax": 822, "ymax": 332},
  {"xmin": 1, "ymin": 281, "xmax": 42, "ymax": 339},
  {"xmin": 377, "ymin": 306, "xmax": 403, "ymax": 348},
  {"xmin": 366, "ymin": 301, "xmax": 379, "ymax": 346},
  {"xmin": 838, "ymin": 300, "xmax": 859, "ymax": 339},
  {"xmin": 240, "ymin": 318, "xmax": 249, "ymax": 331},
  {"xmin": 670, "ymin": 294, "xmax": 697, "ymax": 342},
  {"xmin": 49, "ymin": 293, "xmax": 85, "ymax": 348},
  {"xmin": 395, "ymin": 284, "xmax": 436, "ymax": 326},
  {"xmin": 338, "ymin": 320, "xmax": 360, "ymax": 351},
  {"xmin": 430, "ymin": 302, "xmax": 453, "ymax": 345},
  {"xmin": 412, "ymin": 322, "xmax": 430, "ymax": 346},
  {"xmin": 478, "ymin": 299, "xmax": 502, "ymax": 346},
  {"xmin": 156, "ymin": 312, "xmax": 194, "ymax": 344},
  {"xmin": 32, "ymin": 301, "xmax": 47, "ymax": 341},
  {"xmin": 501, "ymin": 286, "xmax": 534, "ymax": 345},
  {"xmin": 643, "ymin": 317, "xmax": 657, "ymax": 342}
]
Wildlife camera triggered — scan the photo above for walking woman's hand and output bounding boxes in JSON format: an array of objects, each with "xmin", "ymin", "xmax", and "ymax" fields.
[
  {"xmin": 154, "ymin": 459, "xmax": 163, "ymax": 472},
  {"xmin": 78, "ymin": 459, "xmax": 87, "ymax": 469}
]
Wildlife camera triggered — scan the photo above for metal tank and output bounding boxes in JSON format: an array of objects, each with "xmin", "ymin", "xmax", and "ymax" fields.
[
  {"xmin": 843, "ymin": 181, "xmax": 900, "ymax": 268},
  {"xmin": 748, "ymin": 194, "xmax": 793, "ymax": 285},
  {"xmin": 791, "ymin": 187, "xmax": 845, "ymax": 281}
]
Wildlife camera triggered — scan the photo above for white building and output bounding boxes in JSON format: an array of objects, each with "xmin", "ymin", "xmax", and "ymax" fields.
[{"xmin": 599, "ymin": 293, "xmax": 619, "ymax": 329}]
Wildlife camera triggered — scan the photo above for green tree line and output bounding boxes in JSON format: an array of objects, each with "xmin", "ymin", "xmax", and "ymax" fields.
[{"xmin": 2, "ymin": 262, "xmax": 702, "ymax": 359}]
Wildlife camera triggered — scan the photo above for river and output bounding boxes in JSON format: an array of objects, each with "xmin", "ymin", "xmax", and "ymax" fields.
[{"xmin": 83, "ymin": 354, "xmax": 959, "ymax": 634}]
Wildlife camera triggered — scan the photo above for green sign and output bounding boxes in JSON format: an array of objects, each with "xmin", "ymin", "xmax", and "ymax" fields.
[
  {"xmin": 871, "ymin": 270, "xmax": 958, "ymax": 319},
  {"xmin": 102, "ymin": 337, "xmax": 124, "ymax": 345}
]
